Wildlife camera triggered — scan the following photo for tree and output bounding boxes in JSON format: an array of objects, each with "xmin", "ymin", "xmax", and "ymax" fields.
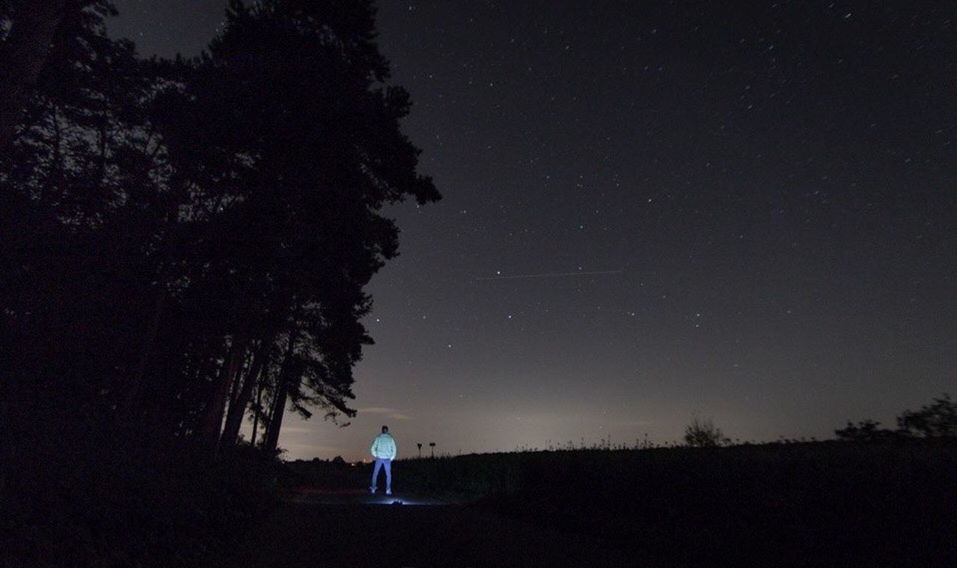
[
  {"xmin": 219, "ymin": 337, "xmax": 273, "ymax": 447},
  {"xmin": 0, "ymin": 0, "xmax": 96, "ymax": 152},
  {"xmin": 154, "ymin": 0, "xmax": 439, "ymax": 449},
  {"xmin": 683, "ymin": 416, "xmax": 729, "ymax": 447},
  {"xmin": 0, "ymin": 1, "xmax": 438, "ymax": 562},
  {"xmin": 0, "ymin": 0, "xmax": 439, "ymax": 469},
  {"xmin": 834, "ymin": 419, "xmax": 902, "ymax": 443},
  {"xmin": 897, "ymin": 393, "xmax": 957, "ymax": 439},
  {"xmin": 835, "ymin": 393, "xmax": 956, "ymax": 442},
  {"xmin": 0, "ymin": 0, "xmax": 170, "ymax": 495}
]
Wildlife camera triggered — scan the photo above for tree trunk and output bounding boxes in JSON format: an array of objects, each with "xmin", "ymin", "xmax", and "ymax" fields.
[
  {"xmin": 226, "ymin": 347, "xmax": 250, "ymax": 410},
  {"xmin": 262, "ymin": 331, "xmax": 298, "ymax": 454},
  {"xmin": 0, "ymin": 0, "xmax": 70, "ymax": 152},
  {"xmin": 261, "ymin": 382, "xmax": 287, "ymax": 455},
  {"xmin": 0, "ymin": 399, "xmax": 9, "ymax": 499},
  {"xmin": 251, "ymin": 378, "xmax": 264, "ymax": 447},
  {"xmin": 219, "ymin": 339, "xmax": 271, "ymax": 447},
  {"xmin": 120, "ymin": 172, "xmax": 196, "ymax": 425},
  {"xmin": 119, "ymin": 289, "xmax": 165, "ymax": 424},
  {"xmin": 198, "ymin": 337, "xmax": 246, "ymax": 447}
]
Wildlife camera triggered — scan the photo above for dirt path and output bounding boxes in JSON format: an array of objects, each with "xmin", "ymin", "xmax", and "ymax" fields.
[{"xmin": 235, "ymin": 493, "xmax": 647, "ymax": 568}]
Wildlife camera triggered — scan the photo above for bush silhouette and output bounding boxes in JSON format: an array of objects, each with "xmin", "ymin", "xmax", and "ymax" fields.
[
  {"xmin": 835, "ymin": 393, "xmax": 955, "ymax": 442},
  {"xmin": 683, "ymin": 416, "xmax": 730, "ymax": 447},
  {"xmin": 834, "ymin": 419, "xmax": 904, "ymax": 442},
  {"xmin": 898, "ymin": 393, "xmax": 957, "ymax": 438}
]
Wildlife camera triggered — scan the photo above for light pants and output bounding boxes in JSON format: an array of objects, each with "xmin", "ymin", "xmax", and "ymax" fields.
[{"xmin": 371, "ymin": 458, "xmax": 392, "ymax": 491}]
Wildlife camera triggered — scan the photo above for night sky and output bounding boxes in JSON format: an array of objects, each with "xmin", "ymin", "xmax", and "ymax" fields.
[{"xmin": 108, "ymin": 1, "xmax": 956, "ymax": 461}]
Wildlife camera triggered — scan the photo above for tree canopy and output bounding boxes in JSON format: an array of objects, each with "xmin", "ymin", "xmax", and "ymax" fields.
[{"xmin": 0, "ymin": 0, "xmax": 439, "ymax": 483}]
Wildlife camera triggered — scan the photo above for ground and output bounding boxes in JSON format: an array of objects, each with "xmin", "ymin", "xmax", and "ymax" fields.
[
  {"xmin": 235, "ymin": 488, "xmax": 648, "ymax": 568},
  {"xmin": 234, "ymin": 445, "xmax": 957, "ymax": 567}
]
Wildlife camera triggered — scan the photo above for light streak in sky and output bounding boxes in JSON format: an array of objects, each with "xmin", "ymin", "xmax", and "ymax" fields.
[{"xmin": 475, "ymin": 269, "xmax": 624, "ymax": 281}]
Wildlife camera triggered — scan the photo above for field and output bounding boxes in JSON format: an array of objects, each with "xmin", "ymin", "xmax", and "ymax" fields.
[
  {"xmin": 7, "ymin": 440, "xmax": 955, "ymax": 567},
  {"xmin": 276, "ymin": 441, "xmax": 957, "ymax": 567}
]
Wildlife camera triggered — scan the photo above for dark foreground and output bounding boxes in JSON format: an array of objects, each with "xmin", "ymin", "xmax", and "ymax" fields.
[
  {"xmin": 5, "ymin": 442, "xmax": 956, "ymax": 567},
  {"xmin": 231, "ymin": 498, "xmax": 956, "ymax": 568},
  {"xmin": 232, "ymin": 498, "xmax": 641, "ymax": 568},
  {"xmin": 275, "ymin": 442, "xmax": 957, "ymax": 568}
]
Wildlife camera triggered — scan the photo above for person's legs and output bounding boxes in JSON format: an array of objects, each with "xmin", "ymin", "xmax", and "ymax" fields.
[
  {"xmin": 370, "ymin": 459, "xmax": 383, "ymax": 492},
  {"xmin": 384, "ymin": 459, "xmax": 392, "ymax": 493}
]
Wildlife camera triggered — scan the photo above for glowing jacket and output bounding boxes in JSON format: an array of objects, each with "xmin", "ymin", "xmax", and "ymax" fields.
[{"xmin": 370, "ymin": 433, "xmax": 397, "ymax": 460}]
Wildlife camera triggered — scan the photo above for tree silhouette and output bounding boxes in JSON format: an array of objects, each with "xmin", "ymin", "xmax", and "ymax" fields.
[
  {"xmin": 835, "ymin": 393, "xmax": 956, "ymax": 442},
  {"xmin": 898, "ymin": 393, "xmax": 957, "ymax": 438},
  {"xmin": 1, "ymin": 0, "xmax": 171, "ymax": 489},
  {"xmin": 683, "ymin": 416, "xmax": 729, "ymax": 447},
  {"xmin": 429, "ymin": 442, "xmax": 436, "ymax": 458},
  {"xmin": 150, "ymin": 0, "xmax": 440, "ymax": 452},
  {"xmin": 0, "ymin": 1, "xmax": 105, "ymax": 152},
  {"xmin": 417, "ymin": 442, "xmax": 423, "ymax": 458},
  {"xmin": 0, "ymin": 2, "xmax": 439, "ymax": 563},
  {"xmin": 0, "ymin": 0, "xmax": 439, "ymax": 477},
  {"xmin": 834, "ymin": 419, "xmax": 900, "ymax": 443}
]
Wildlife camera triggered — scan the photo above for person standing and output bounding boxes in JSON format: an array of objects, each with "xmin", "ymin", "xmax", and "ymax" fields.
[{"xmin": 369, "ymin": 425, "xmax": 397, "ymax": 495}]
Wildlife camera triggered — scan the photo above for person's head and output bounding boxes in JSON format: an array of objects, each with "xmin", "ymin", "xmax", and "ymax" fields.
[{"xmin": 381, "ymin": 425, "xmax": 389, "ymax": 434}]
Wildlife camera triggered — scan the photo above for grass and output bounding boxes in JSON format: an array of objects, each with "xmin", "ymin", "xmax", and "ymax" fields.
[
  {"xmin": 2, "ymin": 438, "xmax": 281, "ymax": 568},
  {"xmin": 288, "ymin": 439, "xmax": 957, "ymax": 566},
  {"xmin": 8, "ymin": 438, "xmax": 954, "ymax": 566}
]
